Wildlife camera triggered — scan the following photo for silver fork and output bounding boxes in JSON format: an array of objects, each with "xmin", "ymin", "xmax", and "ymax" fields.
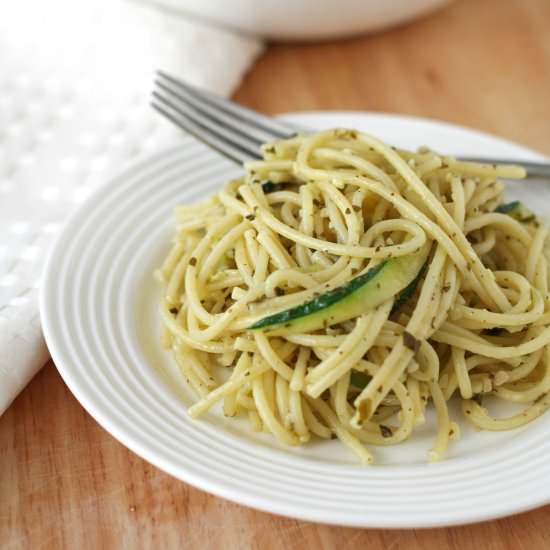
[{"xmin": 151, "ymin": 71, "xmax": 550, "ymax": 179}]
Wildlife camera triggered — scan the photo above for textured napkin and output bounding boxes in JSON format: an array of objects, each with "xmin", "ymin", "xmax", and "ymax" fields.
[{"xmin": 0, "ymin": 0, "xmax": 262, "ymax": 414}]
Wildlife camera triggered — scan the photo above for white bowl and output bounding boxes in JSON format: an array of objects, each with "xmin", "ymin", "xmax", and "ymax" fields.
[{"xmin": 151, "ymin": 0, "xmax": 452, "ymax": 41}]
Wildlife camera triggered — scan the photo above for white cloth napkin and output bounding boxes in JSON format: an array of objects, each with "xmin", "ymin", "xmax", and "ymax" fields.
[{"xmin": 0, "ymin": 0, "xmax": 263, "ymax": 414}]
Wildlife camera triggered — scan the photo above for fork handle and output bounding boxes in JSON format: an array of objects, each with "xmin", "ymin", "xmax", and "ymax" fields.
[{"xmin": 459, "ymin": 157, "xmax": 550, "ymax": 180}]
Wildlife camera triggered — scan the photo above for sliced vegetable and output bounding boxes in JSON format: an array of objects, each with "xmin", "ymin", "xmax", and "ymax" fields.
[
  {"xmin": 495, "ymin": 201, "xmax": 535, "ymax": 222},
  {"xmin": 248, "ymin": 244, "xmax": 430, "ymax": 336},
  {"xmin": 391, "ymin": 261, "xmax": 428, "ymax": 314},
  {"xmin": 261, "ymin": 180, "xmax": 286, "ymax": 194},
  {"xmin": 350, "ymin": 371, "xmax": 372, "ymax": 390}
]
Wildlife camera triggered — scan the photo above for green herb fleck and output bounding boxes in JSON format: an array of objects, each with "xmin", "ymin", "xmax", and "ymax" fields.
[{"xmin": 379, "ymin": 425, "xmax": 392, "ymax": 438}]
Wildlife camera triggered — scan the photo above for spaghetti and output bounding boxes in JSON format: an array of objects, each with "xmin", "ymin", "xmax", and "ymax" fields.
[{"xmin": 157, "ymin": 128, "xmax": 550, "ymax": 464}]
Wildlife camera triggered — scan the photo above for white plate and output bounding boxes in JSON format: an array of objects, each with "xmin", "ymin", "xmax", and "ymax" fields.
[{"xmin": 41, "ymin": 112, "xmax": 550, "ymax": 528}]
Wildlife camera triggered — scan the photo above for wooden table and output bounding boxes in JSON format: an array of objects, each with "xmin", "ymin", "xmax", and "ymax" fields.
[{"xmin": 3, "ymin": 0, "xmax": 550, "ymax": 547}]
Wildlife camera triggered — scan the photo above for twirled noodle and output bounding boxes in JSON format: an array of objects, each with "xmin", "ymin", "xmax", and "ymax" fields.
[{"xmin": 157, "ymin": 128, "xmax": 550, "ymax": 464}]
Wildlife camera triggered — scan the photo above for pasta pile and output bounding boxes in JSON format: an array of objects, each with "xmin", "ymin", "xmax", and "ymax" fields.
[{"xmin": 157, "ymin": 128, "xmax": 550, "ymax": 464}]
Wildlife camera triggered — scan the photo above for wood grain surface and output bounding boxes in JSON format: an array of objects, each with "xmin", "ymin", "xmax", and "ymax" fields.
[{"xmin": 3, "ymin": 0, "xmax": 550, "ymax": 548}]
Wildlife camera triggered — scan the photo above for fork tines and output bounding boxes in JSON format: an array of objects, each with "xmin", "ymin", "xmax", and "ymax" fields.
[{"xmin": 152, "ymin": 71, "xmax": 295, "ymax": 164}]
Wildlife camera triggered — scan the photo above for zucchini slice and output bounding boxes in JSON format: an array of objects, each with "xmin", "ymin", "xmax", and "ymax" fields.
[
  {"xmin": 495, "ymin": 201, "xmax": 535, "ymax": 222},
  {"xmin": 248, "ymin": 244, "xmax": 430, "ymax": 336},
  {"xmin": 391, "ymin": 261, "xmax": 428, "ymax": 314},
  {"xmin": 350, "ymin": 371, "xmax": 372, "ymax": 390}
]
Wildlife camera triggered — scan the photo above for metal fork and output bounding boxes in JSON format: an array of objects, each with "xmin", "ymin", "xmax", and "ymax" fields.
[{"xmin": 151, "ymin": 71, "xmax": 550, "ymax": 179}]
